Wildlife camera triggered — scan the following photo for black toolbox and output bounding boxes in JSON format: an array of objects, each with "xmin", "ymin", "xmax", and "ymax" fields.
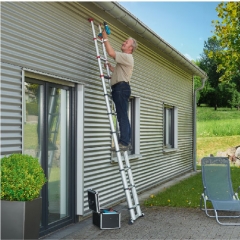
[{"xmin": 87, "ymin": 189, "xmax": 121, "ymax": 229}]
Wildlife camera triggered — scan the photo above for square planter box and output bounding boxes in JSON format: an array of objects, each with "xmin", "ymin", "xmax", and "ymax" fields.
[{"xmin": 1, "ymin": 197, "xmax": 42, "ymax": 239}]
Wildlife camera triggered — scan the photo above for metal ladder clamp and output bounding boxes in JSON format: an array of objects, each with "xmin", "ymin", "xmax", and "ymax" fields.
[{"xmin": 88, "ymin": 18, "xmax": 144, "ymax": 224}]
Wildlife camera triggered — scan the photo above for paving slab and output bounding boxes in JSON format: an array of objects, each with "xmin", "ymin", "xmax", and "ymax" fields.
[{"xmin": 42, "ymin": 171, "xmax": 240, "ymax": 240}]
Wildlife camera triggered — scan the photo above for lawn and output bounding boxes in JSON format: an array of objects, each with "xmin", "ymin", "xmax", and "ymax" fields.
[
  {"xmin": 144, "ymin": 107, "xmax": 240, "ymax": 208},
  {"xmin": 197, "ymin": 135, "xmax": 240, "ymax": 163},
  {"xmin": 197, "ymin": 106, "xmax": 240, "ymax": 162},
  {"xmin": 144, "ymin": 166, "xmax": 240, "ymax": 208}
]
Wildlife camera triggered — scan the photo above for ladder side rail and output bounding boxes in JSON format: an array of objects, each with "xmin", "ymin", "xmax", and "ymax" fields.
[
  {"xmin": 98, "ymin": 24, "xmax": 111, "ymax": 80},
  {"xmin": 89, "ymin": 20, "xmax": 119, "ymax": 152},
  {"xmin": 48, "ymin": 88, "xmax": 57, "ymax": 128},
  {"xmin": 124, "ymin": 151, "xmax": 142, "ymax": 217},
  {"xmin": 97, "ymin": 24, "xmax": 121, "ymax": 143},
  {"xmin": 47, "ymin": 87, "xmax": 58, "ymax": 177},
  {"xmin": 116, "ymin": 151, "xmax": 137, "ymax": 220}
]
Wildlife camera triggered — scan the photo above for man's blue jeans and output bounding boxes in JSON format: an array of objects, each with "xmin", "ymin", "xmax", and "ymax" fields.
[{"xmin": 111, "ymin": 82, "xmax": 131, "ymax": 146}]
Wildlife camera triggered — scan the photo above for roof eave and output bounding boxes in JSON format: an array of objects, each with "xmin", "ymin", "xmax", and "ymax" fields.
[{"xmin": 94, "ymin": 2, "xmax": 207, "ymax": 79}]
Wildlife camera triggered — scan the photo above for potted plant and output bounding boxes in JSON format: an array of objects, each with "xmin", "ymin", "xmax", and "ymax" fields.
[{"xmin": 1, "ymin": 153, "xmax": 47, "ymax": 239}]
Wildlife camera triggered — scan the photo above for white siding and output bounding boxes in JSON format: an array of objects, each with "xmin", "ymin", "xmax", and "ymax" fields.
[{"xmin": 1, "ymin": 2, "xmax": 194, "ymax": 215}]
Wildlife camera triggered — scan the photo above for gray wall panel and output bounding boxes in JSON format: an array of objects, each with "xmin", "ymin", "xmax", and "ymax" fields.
[
  {"xmin": 1, "ymin": 2, "xmax": 194, "ymax": 215},
  {"xmin": 1, "ymin": 63, "xmax": 22, "ymax": 155}
]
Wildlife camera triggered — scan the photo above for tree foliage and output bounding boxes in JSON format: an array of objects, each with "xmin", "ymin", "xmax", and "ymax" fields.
[
  {"xmin": 197, "ymin": 37, "xmax": 240, "ymax": 109},
  {"xmin": 208, "ymin": 2, "xmax": 240, "ymax": 82}
]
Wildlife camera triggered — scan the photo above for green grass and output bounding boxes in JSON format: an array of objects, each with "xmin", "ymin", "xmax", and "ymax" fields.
[
  {"xmin": 197, "ymin": 107, "xmax": 240, "ymax": 137},
  {"xmin": 144, "ymin": 167, "xmax": 240, "ymax": 208},
  {"xmin": 197, "ymin": 135, "xmax": 240, "ymax": 163},
  {"xmin": 144, "ymin": 107, "xmax": 240, "ymax": 208},
  {"xmin": 24, "ymin": 123, "xmax": 38, "ymax": 149},
  {"xmin": 196, "ymin": 106, "xmax": 240, "ymax": 162},
  {"xmin": 197, "ymin": 119, "xmax": 240, "ymax": 137},
  {"xmin": 197, "ymin": 107, "xmax": 240, "ymax": 122}
]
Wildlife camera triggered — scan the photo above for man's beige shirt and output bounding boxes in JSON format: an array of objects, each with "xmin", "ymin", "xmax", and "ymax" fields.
[{"xmin": 111, "ymin": 52, "xmax": 134, "ymax": 86}]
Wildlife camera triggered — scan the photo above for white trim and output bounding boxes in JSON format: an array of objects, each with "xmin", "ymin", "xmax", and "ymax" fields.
[
  {"xmin": 23, "ymin": 67, "xmax": 84, "ymax": 86},
  {"xmin": 163, "ymin": 105, "xmax": 178, "ymax": 150},
  {"xmin": 111, "ymin": 96, "xmax": 141, "ymax": 161},
  {"xmin": 60, "ymin": 89, "xmax": 67, "ymax": 215},
  {"xmin": 76, "ymin": 84, "xmax": 85, "ymax": 215},
  {"xmin": 135, "ymin": 97, "xmax": 140, "ymax": 155},
  {"xmin": 163, "ymin": 148, "xmax": 179, "ymax": 153},
  {"xmin": 21, "ymin": 69, "xmax": 25, "ymax": 153},
  {"xmin": 174, "ymin": 107, "xmax": 178, "ymax": 149}
]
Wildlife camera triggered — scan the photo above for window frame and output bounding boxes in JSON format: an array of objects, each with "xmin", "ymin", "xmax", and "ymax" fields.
[
  {"xmin": 111, "ymin": 96, "xmax": 141, "ymax": 162},
  {"xmin": 163, "ymin": 104, "xmax": 178, "ymax": 152}
]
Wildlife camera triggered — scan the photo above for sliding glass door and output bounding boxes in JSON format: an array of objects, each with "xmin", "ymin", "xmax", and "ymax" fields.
[{"xmin": 24, "ymin": 79, "xmax": 76, "ymax": 236}]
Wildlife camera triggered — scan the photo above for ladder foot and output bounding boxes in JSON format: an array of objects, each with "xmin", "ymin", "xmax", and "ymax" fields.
[
  {"xmin": 128, "ymin": 219, "xmax": 134, "ymax": 225},
  {"xmin": 141, "ymin": 213, "xmax": 145, "ymax": 217}
]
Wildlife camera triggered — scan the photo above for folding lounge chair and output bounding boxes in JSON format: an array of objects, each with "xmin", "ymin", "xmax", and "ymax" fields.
[{"xmin": 200, "ymin": 157, "xmax": 240, "ymax": 225}]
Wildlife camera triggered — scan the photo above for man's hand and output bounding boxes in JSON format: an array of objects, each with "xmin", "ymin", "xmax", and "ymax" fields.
[
  {"xmin": 102, "ymin": 29, "xmax": 108, "ymax": 40},
  {"xmin": 104, "ymin": 63, "xmax": 114, "ymax": 72},
  {"xmin": 102, "ymin": 30, "xmax": 116, "ymax": 59}
]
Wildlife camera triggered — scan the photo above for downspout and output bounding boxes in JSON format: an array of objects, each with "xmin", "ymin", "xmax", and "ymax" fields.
[{"xmin": 193, "ymin": 77, "xmax": 207, "ymax": 171}]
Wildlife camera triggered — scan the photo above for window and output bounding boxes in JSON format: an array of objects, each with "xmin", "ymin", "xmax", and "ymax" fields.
[
  {"xmin": 164, "ymin": 105, "xmax": 178, "ymax": 150},
  {"xmin": 111, "ymin": 97, "xmax": 140, "ymax": 160}
]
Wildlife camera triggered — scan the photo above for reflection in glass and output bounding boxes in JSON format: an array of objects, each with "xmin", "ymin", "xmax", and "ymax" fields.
[
  {"xmin": 24, "ymin": 82, "xmax": 70, "ymax": 225},
  {"xmin": 24, "ymin": 82, "xmax": 42, "ymax": 158},
  {"xmin": 47, "ymin": 88, "xmax": 69, "ymax": 224}
]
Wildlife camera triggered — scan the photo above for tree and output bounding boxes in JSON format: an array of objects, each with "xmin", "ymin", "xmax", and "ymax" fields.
[
  {"xmin": 199, "ymin": 37, "xmax": 222, "ymax": 89},
  {"xmin": 197, "ymin": 38, "xmax": 222, "ymax": 108},
  {"xmin": 209, "ymin": 2, "xmax": 240, "ymax": 82}
]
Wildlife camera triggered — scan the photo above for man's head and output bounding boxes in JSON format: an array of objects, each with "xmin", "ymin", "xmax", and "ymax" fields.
[{"xmin": 121, "ymin": 38, "xmax": 138, "ymax": 54}]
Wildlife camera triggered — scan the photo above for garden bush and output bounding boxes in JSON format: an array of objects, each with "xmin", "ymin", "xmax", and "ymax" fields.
[{"xmin": 0, "ymin": 153, "xmax": 47, "ymax": 201}]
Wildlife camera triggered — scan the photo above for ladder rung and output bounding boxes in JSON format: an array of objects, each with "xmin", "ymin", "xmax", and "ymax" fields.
[
  {"xmin": 104, "ymin": 75, "xmax": 111, "ymax": 79},
  {"xmin": 108, "ymin": 112, "xmax": 117, "ymax": 116},
  {"xmin": 100, "ymin": 57, "xmax": 107, "ymax": 61},
  {"xmin": 124, "ymin": 184, "xmax": 135, "ymax": 190},
  {"xmin": 128, "ymin": 204, "xmax": 140, "ymax": 210}
]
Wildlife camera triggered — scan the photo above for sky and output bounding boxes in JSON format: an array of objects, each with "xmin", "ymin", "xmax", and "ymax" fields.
[{"xmin": 118, "ymin": 1, "xmax": 221, "ymax": 61}]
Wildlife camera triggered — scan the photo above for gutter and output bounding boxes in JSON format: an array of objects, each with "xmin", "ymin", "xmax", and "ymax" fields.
[
  {"xmin": 193, "ymin": 77, "xmax": 207, "ymax": 171},
  {"xmin": 93, "ymin": 1, "xmax": 207, "ymax": 79}
]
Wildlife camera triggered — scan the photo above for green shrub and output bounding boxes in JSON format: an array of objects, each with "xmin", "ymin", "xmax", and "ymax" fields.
[{"xmin": 0, "ymin": 153, "xmax": 47, "ymax": 201}]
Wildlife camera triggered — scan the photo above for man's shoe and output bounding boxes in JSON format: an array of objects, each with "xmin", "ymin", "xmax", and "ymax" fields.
[
  {"xmin": 110, "ymin": 143, "xmax": 129, "ymax": 151},
  {"xmin": 118, "ymin": 143, "xmax": 128, "ymax": 151},
  {"xmin": 128, "ymin": 144, "xmax": 132, "ymax": 151}
]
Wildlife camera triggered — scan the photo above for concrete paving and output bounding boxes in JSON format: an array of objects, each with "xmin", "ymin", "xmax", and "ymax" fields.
[{"xmin": 42, "ymin": 171, "xmax": 240, "ymax": 240}]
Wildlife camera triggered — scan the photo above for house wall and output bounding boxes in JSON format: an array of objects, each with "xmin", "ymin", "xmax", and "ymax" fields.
[{"xmin": 1, "ymin": 2, "xmax": 194, "ymax": 215}]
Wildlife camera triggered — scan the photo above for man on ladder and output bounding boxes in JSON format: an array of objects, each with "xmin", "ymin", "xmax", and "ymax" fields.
[{"xmin": 101, "ymin": 29, "xmax": 138, "ymax": 151}]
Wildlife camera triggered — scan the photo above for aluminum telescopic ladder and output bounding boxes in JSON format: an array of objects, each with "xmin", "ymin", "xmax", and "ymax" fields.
[{"xmin": 88, "ymin": 18, "xmax": 144, "ymax": 224}]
